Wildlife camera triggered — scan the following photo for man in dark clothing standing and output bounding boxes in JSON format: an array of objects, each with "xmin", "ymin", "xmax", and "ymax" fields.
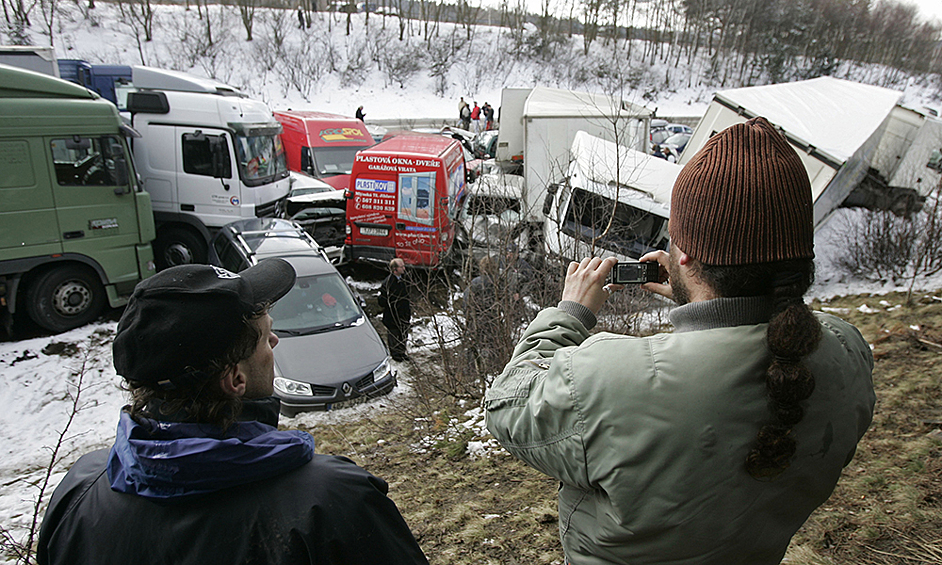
[
  {"xmin": 355, "ymin": 105, "xmax": 366, "ymax": 122},
  {"xmin": 37, "ymin": 260, "xmax": 429, "ymax": 565},
  {"xmin": 379, "ymin": 258, "xmax": 411, "ymax": 361},
  {"xmin": 483, "ymin": 102, "xmax": 495, "ymax": 130}
]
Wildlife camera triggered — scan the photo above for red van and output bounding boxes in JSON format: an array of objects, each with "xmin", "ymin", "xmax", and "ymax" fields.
[
  {"xmin": 345, "ymin": 134, "xmax": 466, "ymax": 267},
  {"xmin": 273, "ymin": 110, "xmax": 374, "ymax": 190}
]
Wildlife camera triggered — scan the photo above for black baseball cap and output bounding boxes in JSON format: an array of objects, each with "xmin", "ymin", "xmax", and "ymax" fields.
[{"xmin": 113, "ymin": 259, "xmax": 296, "ymax": 389}]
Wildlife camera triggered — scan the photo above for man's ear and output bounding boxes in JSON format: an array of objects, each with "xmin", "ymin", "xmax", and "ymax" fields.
[
  {"xmin": 219, "ymin": 365, "xmax": 246, "ymax": 398},
  {"xmin": 678, "ymin": 251, "xmax": 692, "ymax": 266}
]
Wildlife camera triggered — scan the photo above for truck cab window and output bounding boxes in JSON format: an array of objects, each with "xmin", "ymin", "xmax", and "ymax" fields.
[
  {"xmin": 562, "ymin": 187, "xmax": 667, "ymax": 257},
  {"xmin": 51, "ymin": 136, "xmax": 127, "ymax": 187},
  {"xmin": 182, "ymin": 132, "xmax": 232, "ymax": 178}
]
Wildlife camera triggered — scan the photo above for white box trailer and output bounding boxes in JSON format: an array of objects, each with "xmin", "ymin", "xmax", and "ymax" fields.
[
  {"xmin": 887, "ymin": 116, "xmax": 942, "ymax": 196},
  {"xmin": 679, "ymin": 77, "xmax": 902, "ymax": 227},
  {"xmin": 494, "ymin": 87, "xmax": 653, "ymax": 225},
  {"xmin": 0, "ymin": 45, "xmax": 59, "ymax": 77},
  {"xmin": 544, "ymin": 131, "xmax": 680, "ymax": 261}
]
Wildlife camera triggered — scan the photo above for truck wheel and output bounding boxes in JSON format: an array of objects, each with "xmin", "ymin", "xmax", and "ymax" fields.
[
  {"xmin": 26, "ymin": 265, "xmax": 106, "ymax": 333},
  {"xmin": 155, "ymin": 228, "xmax": 207, "ymax": 270}
]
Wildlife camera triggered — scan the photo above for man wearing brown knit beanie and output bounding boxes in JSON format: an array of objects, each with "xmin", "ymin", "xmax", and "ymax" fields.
[{"xmin": 486, "ymin": 117, "xmax": 875, "ymax": 565}]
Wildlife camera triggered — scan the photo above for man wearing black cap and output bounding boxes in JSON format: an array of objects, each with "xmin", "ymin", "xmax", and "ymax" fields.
[
  {"xmin": 485, "ymin": 117, "xmax": 875, "ymax": 564},
  {"xmin": 37, "ymin": 259, "xmax": 428, "ymax": 565}
]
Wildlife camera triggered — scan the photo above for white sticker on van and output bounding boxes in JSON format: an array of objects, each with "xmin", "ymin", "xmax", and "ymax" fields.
[{"xmin": 355, "ymin": 178, "xmax": 395, "ymax": 193}]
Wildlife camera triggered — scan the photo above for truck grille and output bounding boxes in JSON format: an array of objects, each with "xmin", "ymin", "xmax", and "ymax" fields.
[{"xmin": 256, "ymin": 196, "xmax": 286, "ymax": 218}]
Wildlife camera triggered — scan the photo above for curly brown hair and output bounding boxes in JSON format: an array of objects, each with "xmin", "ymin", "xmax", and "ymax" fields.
[{"xmin": 694, "ymin": 259, "xmax": 821, "ymax": 479}]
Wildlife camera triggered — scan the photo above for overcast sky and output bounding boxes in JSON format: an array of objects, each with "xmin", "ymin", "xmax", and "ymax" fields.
[{"xmin": 905, "ymin": 0, "xmax": 942, "ymax": 23}]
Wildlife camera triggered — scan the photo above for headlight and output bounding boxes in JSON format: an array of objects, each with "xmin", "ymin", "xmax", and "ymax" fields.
[
  {"xmin": 373, "ymin": 357, "xmax": 391, "ymax": 380},
  {"xmin": 274, "ymin": 376, "xmax": 313, "ymax": 396}
]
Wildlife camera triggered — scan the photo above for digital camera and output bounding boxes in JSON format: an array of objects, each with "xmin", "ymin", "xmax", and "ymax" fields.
[{"xmin": 611, "ymin": 262, "xmax": 660, "ymax": 284}]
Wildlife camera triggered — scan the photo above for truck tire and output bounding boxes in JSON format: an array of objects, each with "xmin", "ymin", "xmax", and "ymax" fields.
[
  {"xmin": 26, "ymin": 265, "xmax": 106, "ymax": 334},
  {"xmin": 155, "ymin": 227, "xmax": 207, "ymax": 270}
]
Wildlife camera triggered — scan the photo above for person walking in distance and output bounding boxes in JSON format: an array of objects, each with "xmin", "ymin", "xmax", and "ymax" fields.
[
  {"xmin": 37, "ymin": 260, "xmax": 429, "ymax": 565},
  {"xmin": 380, "ymin": 258, "xmax": 412, "ymax": 361},
  {"xmin": 355, "ymin": 105, "xmax": 366, "ymax": 122},
  {"xmin": 485, "ymin": 117, "xmax": 875, "ymax": 565}
]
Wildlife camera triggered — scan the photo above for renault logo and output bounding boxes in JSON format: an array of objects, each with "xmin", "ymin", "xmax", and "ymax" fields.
[{"xmin": 341, "ymin": 382, "xmax": 353, "ymax": 396}]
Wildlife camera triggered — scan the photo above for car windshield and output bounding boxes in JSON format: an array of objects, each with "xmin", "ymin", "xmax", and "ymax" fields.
[
  {"xmin": 664, "ymin": 133, "xmax": 691, "ymax": 146},
  {"xmin": 311, "ymin": 145, "xmax": 369, "ymax": 176},
  {"xmin": 234, "ymin": 133, "xmax": 288, "ymax": 184},
  {"xmin": 269, "ymin": 272, "xmax": 363, "ymax": 334}
]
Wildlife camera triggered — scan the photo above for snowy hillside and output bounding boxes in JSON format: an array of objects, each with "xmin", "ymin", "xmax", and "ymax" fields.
[{"xmin": 3, "ymin": 2, "xmax": 942, "ymax": 561}]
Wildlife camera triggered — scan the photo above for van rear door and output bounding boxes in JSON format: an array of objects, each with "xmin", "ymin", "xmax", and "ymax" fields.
[
  {"xmin": 351, "ymin": 176, "xmax": 397, "ymax": 249},
  {"xmin": 396, "ymin": 170, "xmax": 439, "ymax": 265}
]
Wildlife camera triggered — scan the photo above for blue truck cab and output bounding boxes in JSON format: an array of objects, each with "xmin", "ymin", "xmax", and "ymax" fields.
[{"xmin": 57, "ymin": 60, "xmax": 132, "ymax": 109}]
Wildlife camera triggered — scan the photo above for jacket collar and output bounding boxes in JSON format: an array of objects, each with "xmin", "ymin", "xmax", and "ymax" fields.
[
  {"xmin": 669, "ymin": 296, "xmax": 773, "ymax": 333},
  {"xmin": 144, "ymin": 396, "xmax": 282, "ymax": 427}
]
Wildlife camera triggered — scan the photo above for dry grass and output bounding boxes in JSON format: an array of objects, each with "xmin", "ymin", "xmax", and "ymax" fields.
[{"xmin": 285, "ymin": 290, "xmax": 942, "ymax": 564}]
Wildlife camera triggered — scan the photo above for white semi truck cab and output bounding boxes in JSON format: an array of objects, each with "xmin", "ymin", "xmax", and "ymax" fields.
[{"xmin": 124, "ymin": 66, "xmax": 290, "ymax": 269}]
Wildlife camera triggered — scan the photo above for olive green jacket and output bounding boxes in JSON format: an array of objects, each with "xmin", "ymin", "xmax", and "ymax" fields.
[{"xmin": 485, "ymin": 297, "xmax": 875, "ymax": 565}]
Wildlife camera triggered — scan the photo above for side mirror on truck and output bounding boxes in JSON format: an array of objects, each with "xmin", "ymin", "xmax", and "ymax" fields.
[
  {"xmin": 209, "ymin": 136, "xmax": 230, "ymax": 179},
  {"xmin": 113, "ymin": 157, "xmax": 131, "ymax": 195}
]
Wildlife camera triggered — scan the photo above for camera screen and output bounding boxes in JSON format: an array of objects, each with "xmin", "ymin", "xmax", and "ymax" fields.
[{"xmin": 616, "ymin": 263, "xmax": 645, "ymax": 281}]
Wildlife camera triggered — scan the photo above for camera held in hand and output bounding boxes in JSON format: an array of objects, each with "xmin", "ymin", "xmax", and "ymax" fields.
[{"xmin": 611, "ymin": 262, "xmax": 660, "ymax": 285}]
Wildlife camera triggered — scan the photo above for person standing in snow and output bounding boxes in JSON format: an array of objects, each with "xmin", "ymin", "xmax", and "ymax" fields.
[
  {"xmin": 379, "ymin": 258, "xmax": 412, "ymax": 361},
  {"xmin": 470, "ymin": 101, "xmax": 482, "ymax": 133},
  {"xmin": 37, "ymin": 260, "xmax": 428, "ymax": 565},
  {"xmin": 483, "ymin": 102, "xmax": 495, "ymax": 130},
  {"xmin": 355, "ymin": 105, "xmax": 366, "ymax": 122},
  {"xmin": 458, "ymin": 96, "xmax": 469, "ymax": 126},
  {"xmin": 486, "ymin": 117, "xmax": 875, "ymax": 565}
]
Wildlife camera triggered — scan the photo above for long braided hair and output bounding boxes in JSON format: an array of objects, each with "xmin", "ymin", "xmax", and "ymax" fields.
[{"xmin": 695, "ymin": 258, "xmax": 821, "ymax": 479}]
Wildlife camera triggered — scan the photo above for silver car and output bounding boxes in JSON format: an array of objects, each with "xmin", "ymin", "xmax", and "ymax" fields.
[{"xmin": 209, "ymin": 218, "xmax": 395, "ymax": 415}]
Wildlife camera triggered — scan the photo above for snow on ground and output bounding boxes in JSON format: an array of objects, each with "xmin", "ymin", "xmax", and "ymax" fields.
[{"xmin": 4, "ymin": 2, "xmax": 942, "ymax": 556}]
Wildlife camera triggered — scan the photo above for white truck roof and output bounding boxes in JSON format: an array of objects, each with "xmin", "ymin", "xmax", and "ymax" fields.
[
  {"xmin": 570, "ymin": 131, "xmax": 679, "ymax": 208},
  {"xmin": 715, "ymin": 77, "xmax": 902, "ymax": 164},
  {"xmin": 523, "ymin": 87, "xmax": 652, "ymax": 119},
  {"xmin": 131, "ymin": 66, "xmax": 245, "ymax": 96}
]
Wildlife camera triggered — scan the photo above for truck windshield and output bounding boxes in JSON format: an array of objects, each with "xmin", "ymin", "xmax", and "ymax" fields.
[
  {"xmin": 309, "ymin": 146, "xmax": 365, "ymax": 176},
  {"xmin": 235, "ymin": 134, "xmax": 288, "ymax": 186}
]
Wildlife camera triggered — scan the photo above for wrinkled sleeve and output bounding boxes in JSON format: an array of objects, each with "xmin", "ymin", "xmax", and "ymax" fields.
[{"xmin": 484, "ymin": 307, "xmax": 593, "ymax": 489}]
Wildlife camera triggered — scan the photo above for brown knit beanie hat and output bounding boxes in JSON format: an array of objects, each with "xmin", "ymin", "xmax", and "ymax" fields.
[{"xmin": 669, "ymin": 116, "xmax": 814, "ymax": 265}]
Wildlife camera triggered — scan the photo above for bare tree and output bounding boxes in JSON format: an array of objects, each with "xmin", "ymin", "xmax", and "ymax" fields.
[
  {"xmin": 0, "ymin": 344, "xmax": 98, "ymax": 565},
  {"xmin": 3, "ymin": 0, "xmax": 35, "ymax": 44},
  {"xmin": 115, "ymin": 0, "xmax": 155, "ymax": 42},
  {"xmin": 235, "ymin": 0, "xmax": 258, "ymax": 40}
]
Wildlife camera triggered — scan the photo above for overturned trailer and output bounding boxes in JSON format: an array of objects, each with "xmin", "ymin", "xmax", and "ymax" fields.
[
  {"xmin": 495, "ymin": 87, "xmax": 653, "ymax": 227},
  {"xmin": 680, "ymin": 77, "xmax": 903, "ymax": 227},
  {"xmin": 544, "ymin": 131, "xmax": 681, "ymax": 261}
]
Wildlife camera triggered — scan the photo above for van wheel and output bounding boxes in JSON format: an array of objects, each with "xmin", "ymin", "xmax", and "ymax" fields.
[
  {"xmin": 26, "ymin": 265, "xmax": 106, "ymax": 333},
  {"xmin": 155, "ymin": 228, "xmax": 207, "ymax": 270}
]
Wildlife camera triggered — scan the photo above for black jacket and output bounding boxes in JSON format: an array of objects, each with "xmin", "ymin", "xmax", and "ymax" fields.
[
  {"xmin": 37, "ymin": 404, "xmax": 428, "ymax": 565},
  {"xmin": 379, "ymin": 274, "xmax": 411, "ymax": 326}
]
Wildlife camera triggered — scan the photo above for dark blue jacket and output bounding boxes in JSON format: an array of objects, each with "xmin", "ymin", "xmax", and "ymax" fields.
[{"xmin": 37, "ymin": 398, "xmax": 428, "ymax": 565}]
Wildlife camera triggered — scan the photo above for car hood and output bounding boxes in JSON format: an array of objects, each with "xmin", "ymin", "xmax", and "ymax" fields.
[
  {"xmin": 287, "ymin": 192, "xmax": 346, "ymax": 206},
  {"xmin": 320, "ymin": 174, "xmax": 352, "ymax": 191},
  {"xmin": 274, "ymin": 322, "xmax": 387, "ymax": 385}
]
